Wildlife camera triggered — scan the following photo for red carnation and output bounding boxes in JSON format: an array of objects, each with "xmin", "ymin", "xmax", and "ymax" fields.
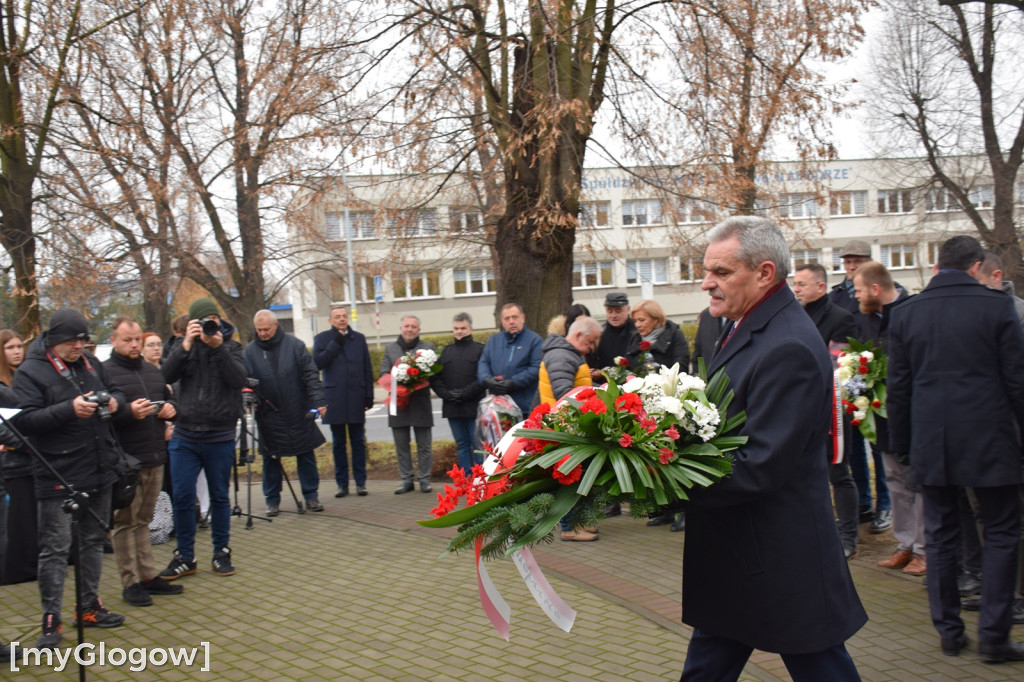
[
  {"xmin": 407, "ymin": 367, "xmax": 420, "ymax": 376},
  {"xmin": 576, "ymin": 387, "xmax": 597, "ymax": 400},
  {"xmin": 639, "ymin": 341, "xmax": 652, "ymax": 351},
  {"xmin": 871, "ymin": 400, "xmax": 882, "ymax": 409},
  {"xmin": 529, "ymin": 403, "xmax": 551, "ymax": 421},
  {"xmin": 580, "ymin": 395, "xmax": 607, "ymax": 415},
  {"xmin": 614, "ymin": 393, "xmax": 643, "ymax": 414},
  {"xmin": 859, "ymin": 356, "xmax": 869, "ymax": 365},
  {"xmin": 552, "ymin": 454, "xmax": 583, "ymax": 485}
]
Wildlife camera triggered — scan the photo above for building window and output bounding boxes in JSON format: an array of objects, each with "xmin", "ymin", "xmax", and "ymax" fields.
[
  {"xmin": 830, "ymin": 190, "xmax": 867, "ymax": 217},
  {"xmin": 449, "ymin": 208, "xmax": 483, "ymax": 233},
  {"xmin": 675, "ymin": 198, "xmax": 716, "ymax": 225},
  {"xmin": 387, "ymin": 209, "xmax": 438, "ymax": 237},
  {"xmin": 580, "ymin": 201, "xmax": 610, "ymax": 229},
  {"xmin": 925, "ymin": 187, "xmax": 957, "ymax": 213},
  {"xmin": 831, "ymin": 251, "xmax": 844, "ymax": 273},
  {"xmin": 393, "ymin": 271, "xmax": 440, "ymax": 300},
  {"xmin": 625, "ymin": 258, "xmax": 668, "ymax": 285},
  {"xmin": 780, "ymin": 193, "xmax": 818, "ymax": 219},
  {"xmin": 572, "ymin": 261, "xmax": 613, "ymax": 288},
  {"xmin": 880, "ymin": 243, "xmax": 916, "ymax": 270},
  {"xmin": 453, "ymin": 268, "xmax": 495, "ymax": 296},
  {"xmin": 970, "ymin": 185, "xmax": 994, "ymax": 209},
  {"xmin": 680, "ymin": 258, "xmax": 705, "ymax": 283},
  {"xmin": 790, "ymin": 249, "xmax": 821, "ymax": 271},
  {"xmin": 878, "ymin": 189, "xmax": 913, "ymax": 214},
  {"xmin": 622, "ymin": 200, "xmax": 662, "ymax": 226},
  {"xmin": 927, "ymin": 241, "xmax": 943, "ymax": 265},
  {"xmin": 325, "ymin": 211, "xmax": 376, "ymax": 240},
  {"xmin": 330, "ymin": 274, "xmax": 375, "ymax": 303}
]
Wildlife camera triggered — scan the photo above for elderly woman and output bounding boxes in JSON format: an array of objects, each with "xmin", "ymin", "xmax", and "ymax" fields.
[{"xmin": 625, "ymin": 299, "xmax": 690, "ymax": 372}]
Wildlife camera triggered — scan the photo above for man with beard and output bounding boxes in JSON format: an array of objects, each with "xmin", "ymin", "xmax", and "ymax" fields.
[{"xmin": 852, "ymin": 263, "xmax": 923, "ymax": 577}]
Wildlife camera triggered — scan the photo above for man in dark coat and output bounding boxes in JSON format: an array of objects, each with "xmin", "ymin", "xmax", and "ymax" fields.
[
  {"xmin": 682, "ymin": 217, "xmax": 865, "ymax": 679},
  {"xmin": 159, "ymin": 297, "xmax": 246, "ymax": 581},
  {"xmin": 104, "ymin": 316, "xmax": 183, "ymax": 607},
  {"xmin": 791, "ymin": 262, "xmax": 861, "ymax": 558},
  {"xmin": 313, "ymin": 304, "xmax": 374, "ymax": 498},
  {"xmin": 244, "ymin": 310, "xmax": 327, "ymax": 516},
  {"xmin": 593, "ymin": 291, "xmax": 636, "ymax": 372},
  {"xmin": 690, "ymin": 307, "xmax": 726, "ymax": 375},
  {"xmin": 430, "ymin": 313, "xmax": 484, "ymax": 474},
  {"xmin": 13, "ymin": 309, "xmax": 129, "ymax": 647},
  {"xmin": 381, "ymin": 315, "xmax": 435, "ymax": 494},
  {"xmin": 888, "ymin": 235, "xmax": 1024, "ymax": 662}
]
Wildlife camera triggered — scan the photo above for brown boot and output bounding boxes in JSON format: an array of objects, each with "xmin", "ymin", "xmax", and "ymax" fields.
[
  {"xmin": 560, "ymin": 529, "xmax": 599, "ymax": 542},
  {"xmin": 877, "ymin": 548, "xmax": 913, "ymax": 569},
  {"xmin": 903, "ymin": 553, "xmax": 927, "ymax": 576}
]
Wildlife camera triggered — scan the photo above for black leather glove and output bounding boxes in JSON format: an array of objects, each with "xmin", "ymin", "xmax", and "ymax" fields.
[
  {"xmin": 448, "ymin": 389, "xmax": 463, "ymax": 403},
  {"xmin": 484, "ymin": 377, "xmax": 508, "ymax": 395},
  {"xmin": 334, "ymin": 330, "xmax": 347, "ymax": 345},
  {"xmin": 365, "ymin": 397, "xmax": 374, "ymax": 410}
]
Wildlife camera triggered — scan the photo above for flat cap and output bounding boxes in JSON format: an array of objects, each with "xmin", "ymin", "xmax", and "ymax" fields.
[
  {"xmin": 603, "ymin": 292, "xmax": 629, "ymax": 307},
  {"xmin": 839, "ymin": 240, "xmax": 872, "ymax": 258}
]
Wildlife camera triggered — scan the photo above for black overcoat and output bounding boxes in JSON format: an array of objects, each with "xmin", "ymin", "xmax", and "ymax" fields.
[
  {"xmin": 682, "ymin": 285, "xmax": 867, "ymax": 654},
  {"xmin": 887, "ymin": 270, "xmax": 1024, "ymax": 486},
  {"xmin": 313, "ymin": 327, "xmax": 374, "ymax": 424},
  {"xmin": 244, "ymin": 327, "xmax": 326, "ymax": 456},
  {"xmin": 430, "ymin": 336, "xmax": 485, "ymax": 419}
]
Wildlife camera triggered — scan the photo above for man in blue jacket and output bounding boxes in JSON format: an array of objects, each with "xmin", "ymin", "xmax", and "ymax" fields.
[
  {"xmin": 477, "ymin": 303, "xmax": 542, "ymax": 416},
  {"xmin": 313, "ymin": 305, "xmax": 374, "ymax": 498}
]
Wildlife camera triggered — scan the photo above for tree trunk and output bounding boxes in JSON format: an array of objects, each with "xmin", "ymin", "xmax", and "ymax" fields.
[{"xmin": 0, "ymin": 189, "xmax": 40, "ymax": 338}]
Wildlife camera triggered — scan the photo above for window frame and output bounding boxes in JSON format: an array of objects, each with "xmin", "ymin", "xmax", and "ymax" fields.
[{"xmin": 625, "ymin": 257, "xmax": 669, "ymax": 285}]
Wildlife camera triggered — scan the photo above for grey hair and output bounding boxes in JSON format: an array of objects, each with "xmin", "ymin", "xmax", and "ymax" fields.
[
  {"xmin": 254, "ymin": 309, "xmax": 277, "ymax": 324},
  {"xmin": 329, "ymin": 303, "xmax": 348, "ymax": 312},
  {"xmin": 707, "ymin": 216, "xmax": 790, "ymax": 282},
  {"xmin": 567, "ymin": 315, "xmax": 601, "ymax": 339},
  {"xmin": 452, "ymin": 312, "xmax": 473, "ymax": 326},
  {"xmin": 400, "ymin": 314, "xmax": 421, "ymax": 326}
]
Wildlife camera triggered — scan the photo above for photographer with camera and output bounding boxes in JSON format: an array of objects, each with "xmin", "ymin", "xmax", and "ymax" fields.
[
  {"xmin": 159, "ymin": 298, "xmax": 246, "ymax": 580},
  {"xmin": 104, "ymin": 317, "xmax": 183, "ymax": 607},
  {"xmin": 12, "ymin": 309, "xmax": 128, "ymax": 648},
  {"xmin": 243, "ymin": 310, "xmax": 327, "ymax": 515}
]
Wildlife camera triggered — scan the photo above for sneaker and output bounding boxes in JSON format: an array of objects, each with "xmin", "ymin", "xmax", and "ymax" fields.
[
  {"xmin": 159, "ymin": 550, "xmax": 198, "ymax": 580},
  {"xmin": 142, "ymin": 577, "xmax": 184, "ymax": 595},
  {"xmin": 122, "ymin": 583, "xmax": 153, "ymax": 607},
  {"xmin": 73, "ymin": 599, "xmax": 126, "ymax": 628},
  {"xmin": 36, "ymin": 613, "xmax": 62, "ymax": 649},
  {"xmin": 870, "ymin": 508, "xmax": 893, "ymax": 534},
  {"xmin": 306, "ymin": 498, "xmax": 324, "ymax": 512},
  {"xmin": 212, "ymin": 547, "xmax": 235, "ymax": 576},
  {"xmin": 266, "ymin": 504, "xmax": 280, "ymax": 517}
]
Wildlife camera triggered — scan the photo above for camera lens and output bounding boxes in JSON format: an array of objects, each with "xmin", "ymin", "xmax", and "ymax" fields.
[{"xmin": 200, "ymin": 318, "xmax": 219, "ymax": 336}]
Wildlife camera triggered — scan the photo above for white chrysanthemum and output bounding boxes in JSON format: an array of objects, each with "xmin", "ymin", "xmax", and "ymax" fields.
[
  {"xmin": 658, "ymin": 395, "xmax": 685, "ymax": 419},
  {"xmin": 414, "ymin": 349, "xmax": 438, "ymax": 370},
  {"xmin": 393, "ymin": 364, "xmax": 409, "ymax": 381},
  {"xmin": 676, "ymin": 374, "xmax": 706, "ymax": 395},
  {"xmin": 622, "ymin": 376, "xmax": 646, "ymax": 394}
]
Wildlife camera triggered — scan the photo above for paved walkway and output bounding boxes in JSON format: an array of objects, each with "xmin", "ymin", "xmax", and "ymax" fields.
[{"xmin": 2, "ymin": 477, "xmax": 1022, "ymax": 681}]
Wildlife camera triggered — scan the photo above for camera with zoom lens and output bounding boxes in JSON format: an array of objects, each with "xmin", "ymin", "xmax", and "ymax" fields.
[
  {"xmin": 84, "ymin": 390, "xmax": 113, "ymax": 422},
  {"xmin": 199, "ymin": 316, "xmax": 220, "ymax": 336}
]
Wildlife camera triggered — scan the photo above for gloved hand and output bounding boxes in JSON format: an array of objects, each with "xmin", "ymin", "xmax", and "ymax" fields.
[
  {"xmin": 447, "ymin": 389, "xmax": 463, "ymax": 403},
  {"xmin": 334, "ymin": 330, "xmax": 347, "ymax": 344},
  {"xmin": 365, "ymin": 397, "xmax": 374, "ymax": 410},
  {"xmin": 484, "ymin": 377, "xmax": 508, "ymax": 395}
]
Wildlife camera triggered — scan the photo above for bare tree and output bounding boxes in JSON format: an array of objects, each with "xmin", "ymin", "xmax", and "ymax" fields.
[
  {"xmin": 0, "ymin": 1, "xmax": 134, "ymax": 337},
  {"xmin": 867, "ymin": 0, "xmax": 1024, "ymax": 284}
]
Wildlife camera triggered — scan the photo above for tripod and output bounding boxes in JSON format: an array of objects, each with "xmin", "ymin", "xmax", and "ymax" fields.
[
  {"xmin": 231, "ymin": 392, "xmax": 273, "ymax": 529},
  {"xmin": 0, "ymin": 409, "xmax": 105, "ymax": 681}
]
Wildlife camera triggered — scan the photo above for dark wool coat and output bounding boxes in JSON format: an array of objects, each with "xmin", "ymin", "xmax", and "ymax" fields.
[
  {"xmin": 803, "ymin": 295, "xmax": 857, "ymax": 347},
  {"xmin": 690, "ymin": 308, "xmax": 724, "ymax": 375},
  {"xmin": 381, "ymin": 338, "xmax": 435, "ymax": 428},
  {"xmin": 161, "ymin": 319, "xmax": 246, "ymax": 433},
  {"xmin": 683, "ymin": 285, "xmax": 867, "ymax": 654},
  {"xmin": 243, "ymin": 327, "xmax": 327, "ymax": 456},
  {"xmin": 595, "ymin": 318, "xmax": 636, "ymax": 369},
  {"xmin": 313, "ymin": 327, "xmax": 374, "ymax": 424},
  {"xmin": 625, "ymin": 319, "xmax": 690, "ymax": 371},
  {"xmin": 888, "ymin": 270, "xmax": 1024, "ymax": 486},
  {"xmin": 430, "ymin": 336, "xmax": 485, "ymax": 419},
  {"xmin": 104, "ymin": 352, "xmax": 173, "ymax": 467},
  {"xmin": 13, "ymin": 337, "xmax": 128, "ymax": 498}
]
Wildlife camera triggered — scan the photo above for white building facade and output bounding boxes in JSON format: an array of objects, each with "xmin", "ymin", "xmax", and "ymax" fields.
[{"xmin": 285, "ymin": 156, "xmax": 1018, "ymax": 346}]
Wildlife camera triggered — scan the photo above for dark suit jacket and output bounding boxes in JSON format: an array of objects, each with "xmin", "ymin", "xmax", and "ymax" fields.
[
  {"xmin": 313, "ymin": 327, "xmax": 374, "ymax": 424},
  {"xmin": 887, "ymin": 270, "xmax": 1024, "ymax": 486},
  {"xmin": 683, "ymin": 285, "xmax": 866, "ymax": 654},
  {"xmin": 690, "ymin": 308, "xmax": 723, "ymax": 374}
]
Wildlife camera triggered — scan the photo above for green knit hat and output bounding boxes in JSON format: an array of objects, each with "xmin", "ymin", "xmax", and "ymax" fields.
[{"xmin": 188, "ymin": 297, "xmax": 219, "ymax": 320}]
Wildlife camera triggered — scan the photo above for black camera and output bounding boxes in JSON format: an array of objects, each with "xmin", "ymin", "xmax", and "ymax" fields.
[
  {"xmin": 199, "ymin": 316, "xmax": 220, "ymax": 336},
  {"xmin": 84, "ymin": 390, "xmax": 113, "ymax": 422}
]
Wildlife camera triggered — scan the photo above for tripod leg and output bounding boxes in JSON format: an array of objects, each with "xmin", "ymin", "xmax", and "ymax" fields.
[{"xmin": 280, "ymin": 460, "xmax": 304, "ymax": 514}]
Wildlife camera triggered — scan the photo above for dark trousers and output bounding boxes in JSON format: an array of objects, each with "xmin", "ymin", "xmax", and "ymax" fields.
[
  {"xmin": 829, "ymin": 459, "xmax": 858, "ymax": 550},
  {"xmin": 2, "ymin": 474, "xmax": 38, "ymax": 584},
  {"xmin": 262, "ymin": 451, "xmax": 321, "ymax": 504},
  {"xmin": 681, "ymin": 628, "xmax": 860, "ymax": 681},
  {"xmin": 922, "ymin": 484, "xmax": 1020, "ymax": 645},
  {"xmin": 330, "ymin": 423, "xmax": 367, "ymax": 488}
]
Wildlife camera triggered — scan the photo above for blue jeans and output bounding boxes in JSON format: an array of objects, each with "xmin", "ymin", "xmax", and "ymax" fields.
[
  {"xmin": 169, "ymin": 437, "xmax": 234, "ymax": 558},
  {"xmin": 330, "ymin": 423, "xmax": 367, "ymax": 488},
  {"xmin": 38, "ymin": 485, "xmax": 112, "ymax": 616},
  {"xmin": 849, "ymin": 433, "xmax": 891, "ymax": 512},
  {"xmin": 263, "ymin": 451, "xmax": 321, "ymax": 504},
  {"xmin": 448, "ymin": 417, "xmax": 479, "ymax": 473}
]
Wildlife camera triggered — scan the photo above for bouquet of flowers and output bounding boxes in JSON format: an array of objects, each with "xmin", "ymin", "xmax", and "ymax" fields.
[
  {"xmin": 601, "ymin": 356, "xmax": 632, "ymax": 384},
  {"xmin": 378, "ymin": 348, "xmax": 443, "ymax": 412},
  {"xmin": 420, "ymin": 362, "xmax": 745, "ymax": 560},
  {"xmin": 476, "ymin": 394, "xmax": 523, "ymax": 448},
  {"xmin": 836, "ymin": 339, "xmax": 887, "ymax": 442}
]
